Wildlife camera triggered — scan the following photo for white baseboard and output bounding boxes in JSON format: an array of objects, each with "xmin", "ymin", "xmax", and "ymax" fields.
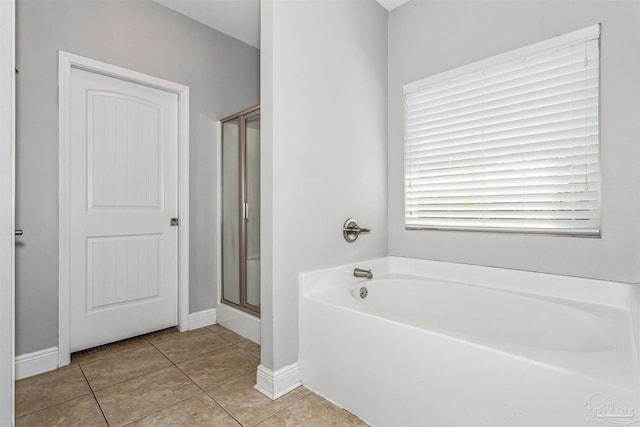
[
  {"xmin": 15, "ymin": 347, "xmax": 59, "ymax": 380},
  {"xmin": 254, "ymin": 363, "xmax": 302, "ymax": 400},
  {"xmin": 216, "ymin": 303, "xmax": 260, "ymax": 344},
  {"xmin": 16, "ymin": 309, "xmax": 215, "ymax": 381},
  {"xmin": 188, "ymin": 308, "xmax": 217, "ymax": 330}
]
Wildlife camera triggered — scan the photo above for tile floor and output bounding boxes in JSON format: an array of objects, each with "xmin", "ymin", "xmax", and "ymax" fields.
[{"xmin": 15, "ymin": 324, "xmax": 368, "ymax": 426}]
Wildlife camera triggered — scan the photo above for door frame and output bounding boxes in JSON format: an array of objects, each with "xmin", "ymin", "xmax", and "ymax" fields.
[
  {"xmin": 58, "ymin": 51, "xmax": 190, "ymax": 366},
  {"xmin": 0, "ymin": 0, "xmax": 15, "ymax": 423}
]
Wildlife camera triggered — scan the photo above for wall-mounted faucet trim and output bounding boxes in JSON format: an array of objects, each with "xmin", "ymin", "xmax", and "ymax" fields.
[
  {"xmin": 343, "ymin": 218, "xmax": 370, "ymax": 242},
  {"xmin": 353, "ymin": 268, "xmax": 373, "ymax": 280}
]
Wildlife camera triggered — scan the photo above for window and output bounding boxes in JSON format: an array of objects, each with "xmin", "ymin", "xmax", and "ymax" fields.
[{"xmin": 403, "ymin": 25, "xmax": 600, "ymax": 236}]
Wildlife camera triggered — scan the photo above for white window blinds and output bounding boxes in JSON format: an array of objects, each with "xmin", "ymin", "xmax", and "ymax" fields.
[{"xmin": 403, "ymin": 25, "xmax": 600, "ymax": 236}]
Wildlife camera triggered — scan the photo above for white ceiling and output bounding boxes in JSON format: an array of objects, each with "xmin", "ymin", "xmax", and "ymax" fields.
[{"xmin": 153, "ymin": 0, "xmax": 411, "ymax": 49}]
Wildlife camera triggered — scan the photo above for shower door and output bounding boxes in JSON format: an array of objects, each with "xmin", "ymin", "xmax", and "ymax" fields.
[{"xmin": 221, "ymin": 106, "xmax": 260, "ymax": 316}]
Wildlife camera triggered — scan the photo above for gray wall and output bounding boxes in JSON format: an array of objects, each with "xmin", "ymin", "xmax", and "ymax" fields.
[
  {"xmin": 16, "ymin": 0, "xmax": 259, "ymax": 355},
  {"xmin": 261, "ymin": 0, "xmax": 388, "ymax": 370},
  {"xmin": 388, "ymin": 0, "xmax": 640, "ymax": 283}
]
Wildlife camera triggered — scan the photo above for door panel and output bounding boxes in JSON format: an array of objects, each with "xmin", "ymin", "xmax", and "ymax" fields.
[
  {"xmin": 245, "ymin": 115, "xmax": 260, "ymax": 308},
  {"xmin": 221, "ymin": 119, "xmax": 241, "ymax": 305},
  {"xmin": 87, "ymin": 234, "xmax": 161, "ymax": 310},
  {"xmin": 88, "ymin": 93, "xmax": 161, "ymax": 209},
  {"xmin": 69, "ymin": 67, "xmax": 178, "ymax": 352}
]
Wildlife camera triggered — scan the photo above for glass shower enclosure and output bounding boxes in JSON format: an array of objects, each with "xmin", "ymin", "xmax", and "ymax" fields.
[{"xmin": 221, "ymin": 106, "xmax": 260, "ymax": 316}]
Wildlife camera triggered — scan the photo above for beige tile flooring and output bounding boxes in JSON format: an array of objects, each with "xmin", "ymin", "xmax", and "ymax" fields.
[{"xmin": 15, "ymin": 324, "xmax": 368, "ymax": 426}]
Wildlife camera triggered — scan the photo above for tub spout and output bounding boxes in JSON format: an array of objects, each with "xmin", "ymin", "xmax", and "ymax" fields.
[{"xmin": 354, "ymin": 268, "xmax": 373, "ymax": 280}]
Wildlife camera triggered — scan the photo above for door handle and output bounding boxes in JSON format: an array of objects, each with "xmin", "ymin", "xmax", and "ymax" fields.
[{"xmin": 15, "ymin": 229, "xmax": 23, "ymax": 236}]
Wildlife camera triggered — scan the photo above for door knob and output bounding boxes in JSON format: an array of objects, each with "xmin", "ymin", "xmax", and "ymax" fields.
[{"xmin": 15, "ymin": 229, "xmax": 23, "ymax": 236}]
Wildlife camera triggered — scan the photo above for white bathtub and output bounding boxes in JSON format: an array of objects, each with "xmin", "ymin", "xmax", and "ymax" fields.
[{"xmin": 299, "ymin": 257, "xmax": 640, "ymax": 427}]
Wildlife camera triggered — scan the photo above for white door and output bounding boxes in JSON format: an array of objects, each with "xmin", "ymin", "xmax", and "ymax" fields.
[{"xmin": 68, "ymin": 67, "xmax": 179, "ymax": 352}]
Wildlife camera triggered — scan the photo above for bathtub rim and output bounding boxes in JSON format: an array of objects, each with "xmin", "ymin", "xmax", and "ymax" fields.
[{"xmin": 300, "ymin": 256, "xmax": 635, "ymax": 311}]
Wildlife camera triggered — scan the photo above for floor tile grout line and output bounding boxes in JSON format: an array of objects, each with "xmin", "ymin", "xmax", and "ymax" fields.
[
  {"xmin": 77, "ymin": 362, "xmax": 111, "ymax": 426},
  {"xmin": 171, "ymin": 358, "xmax": 258, "ymax": 393},
  {"xmin": 203, "ymin": 370, "xmax": 255, "ymax": 394},
  {"xmin": 166, "ymin": 356, "xmax": 250, "ymax": 426},
  {"xmin": 170, "ymin": 354, "xmax": 208, "ymax": 393},
  {"xmin": 204, "ymin": 379, "xmax": 286, "ymax": 427},
  {"xmin": 153, "ymin": 331, "xmax": 260, "ymax": 394},
  {"xmin": 79, "ymin": 329, "xmax": 251, "ymax": 393},
  {"xmin": 146, "ymin": 339, "xmax": 176, "ymax": 366},
  {"xmin": 233, "ymin": 342, "xmax": 261, "ymax": 359},
  {"xmin": 103, "ymin": 335, "xmax": 208, "ymax": 426},
  {"xmin": 82, "ymin": 334, "xmax": 224, "ymax": 395},
  {"xmin": 150, "ymin": 340, "xmax": 238, "ymax": 365},
  {"xmin": 147, "ymin": 325, "xmax": 237, "ymax": 347},
  {"xmin": 203, "ymin": 388, "xmax": 257, "ymax": 427},
  {"xmin": 202, "ymin": 372, "xmax": 309, "ymax": 427},
  {"xmin": 146, "ymin": 326, "xmax": 221, "ymax": 346},
  {"xmin": 200, "ymin": 390, "xmax": 247, "ymax": 427},
  {"xmin": 118, "ymin": 329, "xmax": 257, "ymax": 424},
  {"xmin": 87, "ymin": 360, "xmax": 174, "ymax": 394},
  {"xmin": 14, "ymin": 363, "xmax": 96, "ymax": 418},
  {"xmin": 14, "ymin": 389, "xmax": 95, "ymax": 420},
  {"xmin": 248, "ymin": 388, "xmax": 313, "ymax": 427},
  {"xmin": 248, "ymin": 392, "xmax": 316, "ymax": 427},
  {"xmin": 119, "ymin": 389, "xmax": 204, "ymax": 426},
  {"xmin": 156, "ymin": 326, "xmax": 259, "ymax": 427}
]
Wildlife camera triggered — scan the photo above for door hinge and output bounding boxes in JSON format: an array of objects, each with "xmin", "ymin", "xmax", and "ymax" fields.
[{"xmin": 170, "ymin": 218, "xmax": 180, "ymax": 227}]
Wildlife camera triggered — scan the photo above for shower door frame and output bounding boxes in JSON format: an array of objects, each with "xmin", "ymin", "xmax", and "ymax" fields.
[{"xmin": 219, "ymin": 105, "xmax": 260, "ymax": 317}]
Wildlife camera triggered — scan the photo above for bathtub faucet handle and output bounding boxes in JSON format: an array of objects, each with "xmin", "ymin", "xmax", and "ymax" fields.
[
  {"xmin": 353, "ymin": 268, "xmax": 373, "ymax": 280},
  {"xmin": 343, "ymin": 218, "xmax": 371, "ymax": 242}
]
